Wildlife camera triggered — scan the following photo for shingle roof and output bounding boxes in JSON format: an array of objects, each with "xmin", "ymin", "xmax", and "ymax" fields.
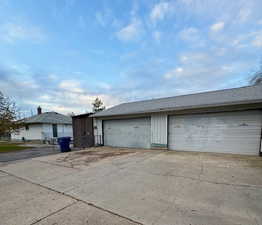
[
  {"xmin": 92, "ymin": 85, "xmax": 262, "ymax": 118},
  {"xmin": 24, "ymin": 112, "xmax": 72, "ymax": 124}
]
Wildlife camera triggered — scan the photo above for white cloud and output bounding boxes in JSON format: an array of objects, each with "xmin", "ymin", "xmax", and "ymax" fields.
[
  {"xmin": 230, "ymin": 31, "xmax": 262, "ymax": 49},
  {"xmin": 179, "ymin": 52, "xmax": 210, "ymax": 64},
  {"xmin": 210, "ymin": 22, "xmax": 224, "ymax": 32},
  {"xmin": 231, "ymin": 38, "xmax": 247, "ymax": 49},
  {"xmin": 59, "ymin": 80, "xmax": 85, "ymax": 93},
  {"xmin": 0, "ymin": 67, "xmax": 122, "ymax": 115},
  {"xmin": 252, "ymin": 33, "xmax": 262, "ymax": 47},
  {"xmin": 164, "ymin": 67, "xmax": 184, "ymax": 79},
  {"xmin": 47, "ymin": 79, "xmax": 121, "ymax": 114},
  {"xmin": 161, "ymin": 49, "xmax": 254, "ymax": 92},
  {"xmin": 47, "ymin": 74, "xmax": 59, "ymax": 81},
  {"xmin": 180, "ymin": 55, "xmax": 189, "ymax": 62},
  {"xmin": 238, "ymin": 8, "xmax": 251, "ymax": 23},
  {"xmin": 32, "ymin": 91, "xmax": 120, "ymax": 115},
  {"xmin": 116, "ymin": 19, "xmax": 143, "ymax": 41},
  {"xmin": 24, "ymin": 100, "xmax": 80, "ymax": 115},
  {"xmin": 0, "ymin": 23, "xmax": 45, "ymax": 43},
  {"xmin": 179, "ymin": 27, "xmax": 205, "ymax": 47},
  {"xmin": 180, "ymin": 27, "xmax": 199, "ymax": 41},
  {"xmin": 97, "ymin": 82, "xmax": 111, "ymax": 90},
  {"xmin": 150, "ymin": 2, "xmax": 171, "ymax": 22},
  {"xmin": 39, "ymin": 95, "xmax": 51, "ymax": 101}
]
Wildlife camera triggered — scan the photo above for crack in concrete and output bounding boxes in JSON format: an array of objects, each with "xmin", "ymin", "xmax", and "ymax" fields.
[
  {"xmin": 0, "ymin": 169, "xmax": 144, "ymax": 225},
  {"xmin": 30, "ymin": 201, "xmax": 78, "ymax": 225}
]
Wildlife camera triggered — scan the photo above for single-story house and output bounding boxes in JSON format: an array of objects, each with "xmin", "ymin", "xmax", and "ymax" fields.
[
  {"xmin": 11, "ymin": 107, "xmax": 73, "ymax": 141},
  {"xmin": 92, "ymin": 85, "xmax": 262, "ymax": 155}
]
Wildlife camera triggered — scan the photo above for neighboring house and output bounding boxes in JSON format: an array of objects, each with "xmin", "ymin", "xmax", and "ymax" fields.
[
  {"xmin": 92, "ymin": 85, "xmax": 262, "ymax": 155},
  {"xmin": 11, "ymin": 107, "xmax": 72, "ymax": 141}
]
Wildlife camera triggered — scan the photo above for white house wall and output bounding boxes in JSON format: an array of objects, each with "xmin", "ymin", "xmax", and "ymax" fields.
[
  {"xmin": 58, "ymin": 124, "xmax": 73, "ymax": 137},
  {"xmin": 11, "ymin": 124, "xmax": 43, "ymax": 140},
  {"xmin": 42, "ymin": 124, "xmax": 73, "ymax": 139},
  {"xmin": 12, "ymin": 123, "xmax": 73, "ymax": 141},
  {"xmin": 42, "ymin": 124, "xmax": 52, "ymax": 138},
  {"xmin": 151, "ymin": 114, "xmax": 168, "ymax": 148}
]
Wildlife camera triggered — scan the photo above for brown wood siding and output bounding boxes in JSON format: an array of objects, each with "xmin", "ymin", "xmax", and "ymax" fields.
[{"xmin": 72, "ymin": 115, "xmax": 94, "ymax": 148}]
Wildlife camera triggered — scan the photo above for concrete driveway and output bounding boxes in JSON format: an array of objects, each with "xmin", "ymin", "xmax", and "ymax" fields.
[{"xmin": 0, "ymin": 147, "xmax": 262, "ymax": 225}]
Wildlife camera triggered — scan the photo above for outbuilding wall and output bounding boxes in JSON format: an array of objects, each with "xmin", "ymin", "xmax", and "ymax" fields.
[
  {"xmin": 94, "ymin": 109, "xmax": 262, "ymax": 155},
  {"xmin": 94, "ymin": 115, "xmax": 168, "ymax": 149},
  {"xmin": 72, "ymin": 114, "xmax": 93, "ymax": 148}
]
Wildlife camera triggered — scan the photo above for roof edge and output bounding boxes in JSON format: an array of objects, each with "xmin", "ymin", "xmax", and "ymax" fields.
[{"xmin": 91, "ymin": 99, "xmax": 262, "ymax": 118}]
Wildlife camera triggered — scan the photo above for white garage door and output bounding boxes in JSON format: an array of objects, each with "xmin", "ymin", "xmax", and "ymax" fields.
[
  {"xmin": 104, "ymin": 117, "xmax": 151, "ymax": 149},
  {"xmin": 168, "ymin": 110, "xmax": 262, "ymax": 155}
]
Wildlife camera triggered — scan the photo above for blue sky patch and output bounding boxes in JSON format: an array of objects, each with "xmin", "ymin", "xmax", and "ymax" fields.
[{"xmin": 0, "ymin": 0, "xmax": 262, "ymax": 116}]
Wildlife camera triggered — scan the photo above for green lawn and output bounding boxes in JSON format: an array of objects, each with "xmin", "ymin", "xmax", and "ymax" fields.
[{"xmin": 0, "ymin": 142, "xmax": 33, "ymax": 153}]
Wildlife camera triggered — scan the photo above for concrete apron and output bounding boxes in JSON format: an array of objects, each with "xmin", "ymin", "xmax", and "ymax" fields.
[{"xmin": 1, "ymin": 149, "xmax": 262, "ymax": 225}]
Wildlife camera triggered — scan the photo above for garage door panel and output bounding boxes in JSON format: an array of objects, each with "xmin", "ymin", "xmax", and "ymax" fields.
[
  {"xmin": 169, "ymin": 111, "xmax": 262, "ymax": 155},
  {"xmin": 104, "ymin": 118, "xmax": 151, "ymax": 149}
]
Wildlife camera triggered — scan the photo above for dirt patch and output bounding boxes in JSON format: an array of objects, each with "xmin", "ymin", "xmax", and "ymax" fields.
[{"xmin": 55, "ymin": 148, "xmax": 133, "ymax": 168}]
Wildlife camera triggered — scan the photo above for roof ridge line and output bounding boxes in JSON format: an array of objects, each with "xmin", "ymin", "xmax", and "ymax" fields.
[{"xmin": 121, "ymin": 85, "xmax": 250, "ymax": 105}]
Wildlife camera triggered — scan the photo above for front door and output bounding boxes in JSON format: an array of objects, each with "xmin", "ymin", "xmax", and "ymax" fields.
[{"xmin": 52, "ymin": 124, "xmax": 58, "ymax": 137}]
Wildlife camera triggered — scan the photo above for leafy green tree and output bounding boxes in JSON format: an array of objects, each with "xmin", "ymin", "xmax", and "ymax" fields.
[
  {"xmin": 92, "ymin": 97, "xmax": 105, "ymax": 112},
  {"xmin": 0, "ymin": 91, "xmax": 22, "ymax": 136}
]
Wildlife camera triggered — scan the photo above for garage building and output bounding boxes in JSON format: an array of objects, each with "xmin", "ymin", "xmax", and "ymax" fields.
[{"xmin": 92, "ymin": 85, "xmax": 262, "ymax": 155}]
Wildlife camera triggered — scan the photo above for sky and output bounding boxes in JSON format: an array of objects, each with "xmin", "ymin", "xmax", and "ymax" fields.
[{"xmin": 0, "ymin": 0, "xmax": 262, "ymax": 117}]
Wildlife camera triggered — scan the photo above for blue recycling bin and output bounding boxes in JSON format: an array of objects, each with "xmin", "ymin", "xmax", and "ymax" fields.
[{"xmin": 58, "ymin": 137, "xmax": 71, "ymax": 152}]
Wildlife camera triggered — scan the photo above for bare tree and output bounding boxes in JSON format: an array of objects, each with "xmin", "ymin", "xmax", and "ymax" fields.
[
  {"xmin": 249, "ymin": 61, "xmax": 262, "ymax": 85},
  {"xmin": 92, "ymin": 97, "xmax": 106, "ymax": 112},
  {"xmin": 0, "ymin": 91, "xmax": 23, "ymax": 136}
]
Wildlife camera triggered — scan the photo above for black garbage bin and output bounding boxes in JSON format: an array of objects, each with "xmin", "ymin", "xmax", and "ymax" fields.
[{"xmin": 58, "ymin": 137, "xmax": 71, "ymax": 152}]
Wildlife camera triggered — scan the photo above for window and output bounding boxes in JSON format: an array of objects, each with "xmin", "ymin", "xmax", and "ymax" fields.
[{"xmin": 25, "ymin": 125, "xmax": 29, "ymax": 130}]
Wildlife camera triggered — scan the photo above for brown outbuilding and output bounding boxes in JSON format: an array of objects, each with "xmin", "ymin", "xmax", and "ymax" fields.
[{"xmin": 72, "ymin": 113, "xmax": 94, "ymax": 148}]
